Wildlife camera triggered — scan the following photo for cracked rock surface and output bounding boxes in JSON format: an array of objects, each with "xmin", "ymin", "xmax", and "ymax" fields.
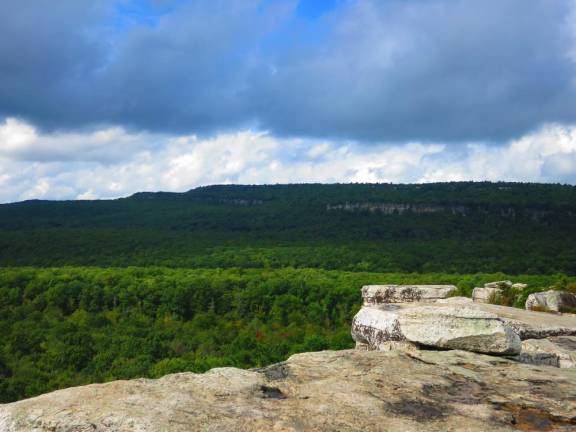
[{"xmin": 2, "ymin": 349, "xmax": 576, "ymax": 431}]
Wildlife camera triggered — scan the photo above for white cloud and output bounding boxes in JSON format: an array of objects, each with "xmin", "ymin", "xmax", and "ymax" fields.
[
  {"xmin": 0, "ymin": 118, "xmax": 575, "ymax": 203},
  {"xmin": 0, "ymin": 117, "xmax": 159, "ymax": 163}
]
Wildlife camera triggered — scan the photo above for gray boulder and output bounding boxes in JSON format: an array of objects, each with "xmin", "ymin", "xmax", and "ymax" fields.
[
  {"xmin": 484, "ymin": 281, "xmax": 513, "ymax": 288},
  {"xmin": 525, "ymin": 290, "xmax": 576, "ymax": 313},
  {"xmin": 518, "ymin": 336, "xmax": 576, "ymax": 368},
  {"xmin": 362, "ymin": 284, "xmax": 457, "ymax": 305},
  {"xmin": 511, "ymin": 283, "xmax": 528, "ymax": 290},
  {"xmin": 472, "ymin": 287, "xmax": 502, "ymax": 304},
  {"xmin": 352, "ymin": 303, "xmax": 521, "ymax": 355}
]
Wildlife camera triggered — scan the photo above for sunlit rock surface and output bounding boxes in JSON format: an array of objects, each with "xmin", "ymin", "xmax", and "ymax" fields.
[
  {"xmin": 2, "ymin": 349, "xmax": 576, "ymax": 431},
  {"xmin": 472, "ymin": 287, "xmax": 503, "ymax": 303},
  {"xmin": 352, "ymin": 303, "xmax": 521, "ymax": 355},
  {"xmin": 519, "ymin": 336, "xmax": 576, "ymax": 368},
  {"xmin": 361, "ymin": 285, "xmax": 457, "ymax": 305},
  {"xmin": 353, "ymin": 300, "xmax": 576, "ymax": 353},
  {"xmin": 525, "ymin": 290, "xmax": 576, "ymax": 313}
]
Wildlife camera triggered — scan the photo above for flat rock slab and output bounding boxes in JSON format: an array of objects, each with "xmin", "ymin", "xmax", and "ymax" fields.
[
  {"xmin": 411, "ymin": 300, "xmax": 576, "ymax": 339},
  {"xmin": 2, "ymin": 349, "xmax": 576, "ymax": 432},
  {"xmin": 352, "ymin": 304, "xmax": 521, "ymax": 354},
  {"xmin": 471, "ymin": 302, "xmax": 576, "ymax": 339},
  {"xmin": 519, "ymin": 336, "xmax": 576, "ymax": 368},
  {"xmin": 362, "ymin": 285, "xmax": 457, "ymax": 305}
]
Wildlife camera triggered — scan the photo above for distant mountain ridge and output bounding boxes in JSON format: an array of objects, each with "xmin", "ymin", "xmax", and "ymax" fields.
[{"xmin": 0, "ymin": 182, "xmax": 575, "ymax": 273}]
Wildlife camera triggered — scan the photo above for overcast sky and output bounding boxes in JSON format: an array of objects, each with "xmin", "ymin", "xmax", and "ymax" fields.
[{"xmin": 1, "ymin": 0, "xmax": 575, "ymax": 202}]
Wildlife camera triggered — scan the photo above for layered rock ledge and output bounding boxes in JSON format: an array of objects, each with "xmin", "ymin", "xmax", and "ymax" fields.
[
  {"xmin": 1, "ymin": 349, "xmax": 576, "ymax": 432},
  {"xmin": 353, "ymin": 281, "xmax": 576, "ymax": 359},
  {"xmin": 352, "ymin": 302, "xmax": 522, "ymax": 354}
]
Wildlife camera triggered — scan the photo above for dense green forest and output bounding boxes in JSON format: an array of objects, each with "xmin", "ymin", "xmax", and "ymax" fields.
[
  {"xmin": 1, "ymin": 182, "xmax": 576, "ymax": 402},
  {"xmin": 1, "ymin": 182, "xmax": 575, "ymax": 274},
  {"xmin": 0, "ymin": 266, "xmax": 573, "ymax": 403}
]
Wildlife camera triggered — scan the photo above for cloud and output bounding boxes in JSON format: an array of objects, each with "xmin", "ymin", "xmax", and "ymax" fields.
[
  {"xmin": 1, "ymin": 118, "xmax": 575, "ymax": 203},
  {"xmin": 0, "ymin": 118, "xmax": 159, "ymax": 163},
  {"xmin": 252, "ymin": 0, "xmax": 576, "ymax": 142},
  {"xmin": 0, "ymin": 0, "xmax": 575, "ymax": 143}
]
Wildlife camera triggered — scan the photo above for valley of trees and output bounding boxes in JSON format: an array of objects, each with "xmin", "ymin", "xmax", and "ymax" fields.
[
  {"xmin": 0, "ymin": 266, "xmax": 573, "ymax": 403},
  {"xmin": 1, "ymin": 182, "xmax": 575, "ymax": 402}
]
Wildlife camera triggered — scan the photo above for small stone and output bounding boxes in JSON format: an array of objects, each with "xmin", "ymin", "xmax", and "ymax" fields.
[
  {"xmin": 484, "ymin": 281, "xmax": 513, "ymax": 289},
  {"xmin": 472, "ymin": 287, "xmax": 502, "ymax": 304}
]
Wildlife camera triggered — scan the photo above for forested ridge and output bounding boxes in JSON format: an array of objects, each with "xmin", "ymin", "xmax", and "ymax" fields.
[{"xmin": 1, "ymin": 182, "xmax": 576, "ymax": 274}]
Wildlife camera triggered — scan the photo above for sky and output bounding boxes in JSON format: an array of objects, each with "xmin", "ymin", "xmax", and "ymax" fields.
[{"xmin": 1, "ymin": 0, "xmax": 576, "ymax": 202}]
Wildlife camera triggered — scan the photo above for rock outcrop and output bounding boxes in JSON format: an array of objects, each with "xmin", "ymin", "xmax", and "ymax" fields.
[
  {"xmin": 475, "ymin": 302, "xmax": 576, "ymax": 339},
  {"xmin": 472, "ymin": 281, "xmax": 527, "ymax": 304},
  {"xmin": 472, "ymin": 287, "xmax": 502, "ymax": 303},
  {"xmin": 518, "ymin": 336, "xmax": 576, "ymax": 368},
  {"xmin": 484, "ymin": 281, "xmax": 513, "ymax": 289},
  {"xmin": 353, "ymin": 288, "xmax": 576, "ymax": 355},
  {"xmin": 361, "ymin": 285, "xmax": 457, "ymax": 305},
  {"xmin": 352, "ymin": 303, "xmax": 521, "ymax": 355},
  {"xmin": 2, "ymin": 349, "xmax": 576, "ymax": 432},
  {"xmin": 525, "ymin": 290, "xmax": 576, "ymax": 313}
]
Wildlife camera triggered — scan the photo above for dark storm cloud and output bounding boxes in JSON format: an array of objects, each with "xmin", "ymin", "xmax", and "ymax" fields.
[
  {"xmin": 251, "ymin": 0, "xmax": 576, "ymax": 142},
  {"xmin": 0, "ymin": 0, "xmax": 575, "ymax": 143},
  {"xmin": 0, "ymin": 1, "xmax": 113, "ymax": 126}
]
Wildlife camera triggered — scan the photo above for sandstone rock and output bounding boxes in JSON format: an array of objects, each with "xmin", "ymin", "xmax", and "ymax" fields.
[
  {"xmin": 511, "ymin": 283, "xmax": 528, "ymax": 290},
  {"xmin": 435, "ymin": 296, "xmax": 474, "ymax": 304},
  {"xmin": 356, "ymin": 340, "xmax": 420, "ymax": 353},
  {"xmin": 454, "ymin": 302, "xmax": 576, "ymax": 340},
  {"xmin": 352, "ymin": 301, "xmax": 576, "ymax": 354},
  {"xmin": 472, "ymin": 287, "xmax": 502, "ymax": 304},
  {"xmin": 352, "ymin": 304, "xmax": 521, "ymax": 355},
  {"xmin": 2, "ymin": 349, "xmax": 576, "ymax": 432},
  {"xmin": 525, "ymin": 290, "xmax": 576, "ymax": 313},
  {"xmin": 484, "ymin": 281, "xmax": 513, "ymax": 289},
  {"xmin": 518, "ymin": 336, "xmax": 576, "ymax": 368},
  {"xmin": 362, "ymin": 284, "xmax": 457, "ymax": 305}
]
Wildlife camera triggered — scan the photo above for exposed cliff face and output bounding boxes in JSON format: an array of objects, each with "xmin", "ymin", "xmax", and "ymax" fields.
[
  {"xmin": 1, "ymin": 349, "xmax": 576, "ymax": 432},
  {"xmin": 325, "ymin": 202, "xmax": 573, "ymax": 220},
  {"xmin": 326, "ymin": 202, "xmax": 467, "ymax": 215}
]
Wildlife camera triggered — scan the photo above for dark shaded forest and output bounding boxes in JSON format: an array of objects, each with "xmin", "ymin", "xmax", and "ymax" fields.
[{"xmin": 1, "ymin": 182, "xmax": 575, "ymax": 274}]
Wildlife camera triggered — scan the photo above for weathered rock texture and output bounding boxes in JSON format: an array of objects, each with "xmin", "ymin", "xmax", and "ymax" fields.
[
  {"xmin": 519, "ymin": 336, "xmax": 576, "ymax": 368},
  {"xmin": 362, "ymin": 285, "xmax": 457, "ymax": 305},
  {"xmin": 2, "ymin": 349, "xmax": 576, "ymax": 432},
  {"xmin": 352, "ymin": 301, "xmax": 576, "ymax": 355},
  {"xmin": 484, "ymin": 281, "xmax": 513, "ymax": 289},
  {"xmin": 525, "ymin": 290, "xmax": 576, "ymax": 313},
  {"xmin": 472, "ymin": 287, "xmax": 502, "ymax": 304},
  {"xmin": 352, "ymin": 304, "xmax": 521, "ymax": 355}
]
